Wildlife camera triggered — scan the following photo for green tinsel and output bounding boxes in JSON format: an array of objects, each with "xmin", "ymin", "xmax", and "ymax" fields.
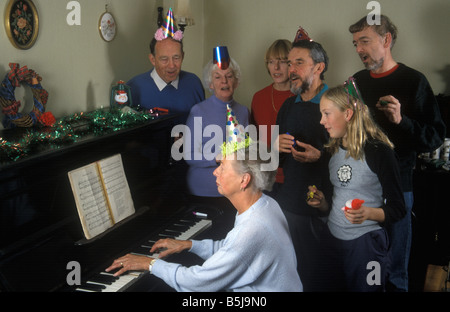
[{"xmin": 0, "ymin": 109, "xmax": 155, "ymax": 164}]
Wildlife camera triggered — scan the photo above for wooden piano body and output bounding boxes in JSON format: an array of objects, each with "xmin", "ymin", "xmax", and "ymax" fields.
[{"xmin": 0, "ymin": 113, "xmax": 231, "ymax": 292}]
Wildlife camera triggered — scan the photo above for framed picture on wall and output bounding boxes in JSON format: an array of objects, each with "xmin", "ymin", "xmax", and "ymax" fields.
[{"xmin": 4, "ymin": 0, "xmax": 39, "ymax": 50}]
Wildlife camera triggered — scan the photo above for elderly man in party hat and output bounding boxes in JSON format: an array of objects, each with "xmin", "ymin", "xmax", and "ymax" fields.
[
  {"xmin": 127, "ymin": 8, "xmax": 204, "ymax": 122},
  {"xmin": 274, "ymin": 27, "xmax": 330, "ymax": 291},
  {"xmin": 127, "ymin": 8, "xmax": 205, "ymax": 206}
]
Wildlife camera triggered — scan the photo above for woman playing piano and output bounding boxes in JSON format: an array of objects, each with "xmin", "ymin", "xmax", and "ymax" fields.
[{"xmin": 106, "ymin": 139, "xmax": 303, "ymax": 292}]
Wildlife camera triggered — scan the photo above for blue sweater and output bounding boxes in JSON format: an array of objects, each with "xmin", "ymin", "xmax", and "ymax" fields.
[
  {"xmin": 152, "ymin": 194, "xmax": 303, "ymax": 292},
  {"xmin": 127, "ymin": 70, "xmax": 205, "ymax": 123},
  {"xmin": 184, "ymin": 95, "xmax": 250, "ymax": 197}
]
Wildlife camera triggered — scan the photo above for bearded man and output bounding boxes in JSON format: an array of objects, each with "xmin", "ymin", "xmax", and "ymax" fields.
[{"xmin": 274, "ymin": 36, "xmax": 331, "ymax": 291}]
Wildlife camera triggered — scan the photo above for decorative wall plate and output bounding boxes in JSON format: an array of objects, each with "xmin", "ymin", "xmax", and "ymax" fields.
[
  {"xmin": 4, "ymin": 0, "xmax": 39, "ymax": 50},
  {"xmin": 99, "ymin": 6, "xmax": 116, "ymax": 42}
]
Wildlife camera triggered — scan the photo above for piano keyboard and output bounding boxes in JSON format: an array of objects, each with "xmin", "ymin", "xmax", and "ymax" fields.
[{"xmin": 75, "ymin": 218, "xmax": 212, "ymax": 292}]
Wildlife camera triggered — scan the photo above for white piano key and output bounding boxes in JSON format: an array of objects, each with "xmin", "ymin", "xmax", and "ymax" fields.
[
  {"xmin": 78, "ymin": 218, "xmax": 212, "ymax": 292},
  {"xmin": 130, "ymin": 252, "xmax": 160, "ymax": 258},
  {"xmin": 101, "ymin": 271, "xmax": 141, "ymax": 292},
  {"xmin": 75, "ymin": 288, "xmax": 95, "ymax": 292},
  {"xmin": 176, "ymin": 219, "xmax": 212, "ymax": 241}
]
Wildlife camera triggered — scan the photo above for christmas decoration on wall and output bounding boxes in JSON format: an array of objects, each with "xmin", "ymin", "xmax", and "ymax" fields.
[
  {"xmin": 4, "ymin": 0, "xmax": 39, "ymax": 49},
  {"xmin": 0, "ymin": 63, "xmax": 52, "ymax": 128},
  {"xmin": 98, "ymin": 4, "xmax": 116, "ymax": 42}
]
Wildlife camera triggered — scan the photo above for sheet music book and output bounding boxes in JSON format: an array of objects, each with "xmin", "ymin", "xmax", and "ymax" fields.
[{"xmin": 68, "ymin": 154, "xmax": 135, "ymax": 240}]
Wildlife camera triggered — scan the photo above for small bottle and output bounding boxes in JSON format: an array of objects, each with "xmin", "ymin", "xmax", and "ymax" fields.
[{"xmin": 110, "ymin": 80, "xmax": 133, "ymax": 110}]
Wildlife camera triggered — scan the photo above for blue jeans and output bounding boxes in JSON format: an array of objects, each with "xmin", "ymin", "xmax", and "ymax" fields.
[{"xmin": 387, "ymin": 192, "xmax": 413, "ymax": 291}]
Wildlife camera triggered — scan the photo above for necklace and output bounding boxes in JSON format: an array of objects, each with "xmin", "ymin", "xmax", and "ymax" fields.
[
  {"xmin": 271, "ymin": 83, "xmax": 291, "ymax": 113},
  {"xmin": 271, "ymin": 85, "xmax": 278, "ymax": 113}
]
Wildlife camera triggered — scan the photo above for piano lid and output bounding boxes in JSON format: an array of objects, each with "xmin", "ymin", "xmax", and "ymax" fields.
[{"xmin": 0, "ymin": 112, "xmax": 185, "ymax": 259}]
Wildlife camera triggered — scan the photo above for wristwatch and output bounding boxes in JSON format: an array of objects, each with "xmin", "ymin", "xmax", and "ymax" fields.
[{"xmin": 149, "ymin": 258, "xmax": 157, "ymax": 273}]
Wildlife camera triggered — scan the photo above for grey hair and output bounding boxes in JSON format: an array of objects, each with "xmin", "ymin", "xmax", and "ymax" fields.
[
  {"xmin": 230, "ymin": 143, "xmax": 276, "ymax": 192},
  {"xmin": 349, "ymin": 15, "xmax": 398, "ymax": 50},
  {"xmin": 291, "ymin": 40, "xmax": 329, "ymax": 80},
  {"xmin": 202, "ymin": 58, "xmax": 241, "ymax": 92}
]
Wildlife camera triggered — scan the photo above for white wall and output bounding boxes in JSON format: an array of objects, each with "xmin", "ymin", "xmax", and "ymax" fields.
[
  {"xmin": 0, "ymin": 0, "xmax": 205, "ymax": 129},
  {"xmin": 1, "ymin": 0, "xmax": 449, "ymax": 130},
  {"xmin": 203, "ymin": 0, "xmax": 450, "ymax": 108}
]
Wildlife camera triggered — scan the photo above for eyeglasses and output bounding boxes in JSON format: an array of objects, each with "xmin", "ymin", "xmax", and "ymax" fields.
[
  {"xmin": 266, "ymin": 59, "xmax": 289, "ymax": 67},
  {"xmin": 157, "ymin": 55, "xmax": 183, "ymax": 65}
]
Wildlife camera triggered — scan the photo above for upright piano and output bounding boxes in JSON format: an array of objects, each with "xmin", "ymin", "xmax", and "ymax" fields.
[{"xmin": 0, "ymin": 112, "xmax": 233, "ymax": 292}]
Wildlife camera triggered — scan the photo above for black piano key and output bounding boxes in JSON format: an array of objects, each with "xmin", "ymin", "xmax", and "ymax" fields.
[
  {"xmin": 163, "ymin": 229, "xmax": 183, "ymax": 236},
  {"xmin": 132, "ymin": 246, "xmax": 152, "ymax": 255},
  {"xmin": 178, "ymin": 219, "xmax": 197, "ymax": 226},
  {"xmin": 158, "ymin": 233, "xmax": 176, "ymax": 238},
  {"xmin": 167, "ymin": 224, "xmax": 190, "ymax": 232},
  {"xmin": 89, "ymin": 274, "xmax": 118, "ymax": 285},
  {"xmin": 148, "ymin": 234, "xmax": 161, "ymax": 242},
  {"xmin": 77, "ymin": 282, "xmax": 107, "ymax": 291}
]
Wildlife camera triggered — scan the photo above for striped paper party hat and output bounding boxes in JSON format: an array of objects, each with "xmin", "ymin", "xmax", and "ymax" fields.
[
  {"xmin": 221, "ymin": 104, "xmax": 251, "ymax": 156},
  {"xmin": 154, "ymin": 8, "xmax": 183, "ymax": 41},
  {"xmin": 162, "ymin": 8, "xmax": 175, "ymax": 38}
]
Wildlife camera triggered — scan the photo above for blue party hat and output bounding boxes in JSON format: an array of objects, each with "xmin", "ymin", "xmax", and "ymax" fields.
[{"xmin": 213, "ymin": 46, "xmax": 230, "ymax": 70}]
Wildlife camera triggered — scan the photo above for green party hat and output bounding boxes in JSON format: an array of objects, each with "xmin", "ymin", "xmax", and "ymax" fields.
[{"xmin": 344, "ymin": 77, "xmax": 365, "ymax": 105}]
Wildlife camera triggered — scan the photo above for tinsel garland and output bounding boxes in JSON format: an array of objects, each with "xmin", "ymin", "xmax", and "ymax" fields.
[{"xmin": 0, "ymin": 109, "xmax": 155, "ymax": 163}]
